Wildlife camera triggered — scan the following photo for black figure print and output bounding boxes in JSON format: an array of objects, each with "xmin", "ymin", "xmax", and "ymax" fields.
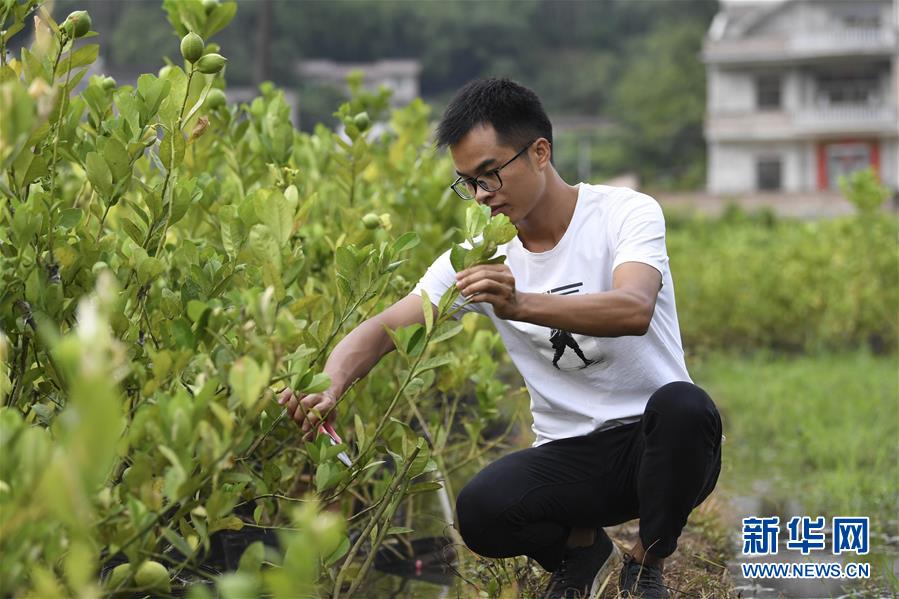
[{"xmin": 541, "ymin": 282, "xmax": 601, "ymax": 371}]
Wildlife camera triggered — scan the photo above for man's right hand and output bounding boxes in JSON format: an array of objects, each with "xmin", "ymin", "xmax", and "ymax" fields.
[{"xmin": 277, "ymin": 387, "xmax": 339, "ymax": 442}]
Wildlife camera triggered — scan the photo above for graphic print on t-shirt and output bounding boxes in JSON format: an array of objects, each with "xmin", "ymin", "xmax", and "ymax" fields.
[{"xmin": 538, "ymin": 282, "xmax": 604, "ymax": 371}]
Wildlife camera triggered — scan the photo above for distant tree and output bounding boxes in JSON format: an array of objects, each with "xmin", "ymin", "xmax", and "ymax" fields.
[{"xmin": 608, "ymin": 21, "xmax": 709, "ymax": 189}]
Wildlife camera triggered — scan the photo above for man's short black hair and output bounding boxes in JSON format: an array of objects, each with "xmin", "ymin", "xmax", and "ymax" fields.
[{"xmin": 435, "ymin": 78, "xmax": 553, "ymax": 152}]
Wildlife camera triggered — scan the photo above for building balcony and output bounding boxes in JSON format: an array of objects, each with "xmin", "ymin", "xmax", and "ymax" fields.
[
  {"xmin": 706, "ymin": 104, "xmax": 899, "ymax": 140},
  {"xmin": 704, "ymin": 28, "xmax": 897, "ymax": 64},
  {"xmin": 794, "ymin": 104, "xmax": 899, "ymax": 136}
]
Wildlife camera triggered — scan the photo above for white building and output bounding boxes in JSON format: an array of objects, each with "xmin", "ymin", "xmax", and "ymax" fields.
[{"xmin": 703, "ymin": 0, "xmax": 899, "ymax": 194}]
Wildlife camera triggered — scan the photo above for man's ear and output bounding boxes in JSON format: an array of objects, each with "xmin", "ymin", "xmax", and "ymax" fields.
[{"xmin": 533, "ymin": 138, "xmax": 552, "ymax": 170}]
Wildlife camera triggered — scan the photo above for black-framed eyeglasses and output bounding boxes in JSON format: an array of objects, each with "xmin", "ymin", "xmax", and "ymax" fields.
[{"xmin": 450, "ymin": 139, "xmax": 536, "ymax": 200}]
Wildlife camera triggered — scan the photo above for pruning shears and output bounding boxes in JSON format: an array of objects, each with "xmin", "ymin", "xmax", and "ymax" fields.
[{"xmin": 320, "ymin": 420, "xmax": 353, "ymax": 468}]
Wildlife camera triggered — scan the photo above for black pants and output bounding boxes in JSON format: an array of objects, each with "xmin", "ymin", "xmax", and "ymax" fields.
[{"xmin": 455, "ymin": 381, "xmax": 723, "ymax": 572}]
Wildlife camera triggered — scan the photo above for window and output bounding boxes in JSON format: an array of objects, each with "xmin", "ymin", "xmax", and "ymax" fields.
[
  {"xmin": 826, "ymin": 143, "xmax": 872, "ymax": 189},
  {"xmin": 756, "ymin": 157, "xmax": 782, "ymax": 191},
  {"xmin": 830, "ymin": 5, "xmax": 881, "ymax": 29},
  {"xmin": 815, "ymin": 72, "xmax": 881, "ymax": 106},
  {"xmin": 756, "ymin": 75, "xmax": 781, "ymax": 110}
]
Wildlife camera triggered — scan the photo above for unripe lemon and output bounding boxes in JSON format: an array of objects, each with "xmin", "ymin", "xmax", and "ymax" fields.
[
  {"xmin": 361, "ymin": 213, "xmax": 380, "ymax": 229},
  {"xmin": 353, "ymin": 112, "xmax": 371, "ymax": 131},
  {"xmin": 195, "ymin": 53, "xmax": 227, "ymax": 74},
  {"xmin": 106, "ymin": 563, "xmax": 131, "ymax": 590},
  {"xmin": 205, "ymin": 88, "xmax": 226, "ymax": 110},
  {"xmin": 134, "ymin": 560, "xmax": 170, "ymax": 593},
  {"xmin": 180, "ymin": 32, "xmax": 204, "ymax": 63},
  {"xmin": 101, "ymin": 76, "xmax": 116, "ymax": 91},
  {"xmin": 66, "ymin": 11, "xmax": 91, "ymax": 38}
]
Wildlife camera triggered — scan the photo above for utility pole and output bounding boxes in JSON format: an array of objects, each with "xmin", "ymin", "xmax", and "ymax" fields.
[{"xmin": 254, "ymin": 0, "xmax": 273, "ymax": 85}]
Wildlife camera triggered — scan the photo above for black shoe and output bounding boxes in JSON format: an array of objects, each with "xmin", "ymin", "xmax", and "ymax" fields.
[
  {"xmin": 539, "ymin": 528, "xmax": 621, "ymax": 599},
  {"xmin": 618, "ymin": 552, "xmax": 670, "ymax": 598}
]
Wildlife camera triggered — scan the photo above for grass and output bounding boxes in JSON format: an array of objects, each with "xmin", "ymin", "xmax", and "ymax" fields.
[{"xmin": 691, "ymin": 349, "xmax": 899, "ymax": 533}]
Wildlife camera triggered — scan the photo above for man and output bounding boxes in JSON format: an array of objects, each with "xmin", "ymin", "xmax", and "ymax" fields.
[{"xmin": 279, "ymin": 78, "xmax": 723, "ymax": 599}]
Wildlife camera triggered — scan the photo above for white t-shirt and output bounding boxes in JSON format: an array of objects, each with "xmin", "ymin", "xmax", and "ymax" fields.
[{"xmin": 410, "ymin": 183, "xmax": 692, "ymax": 447}]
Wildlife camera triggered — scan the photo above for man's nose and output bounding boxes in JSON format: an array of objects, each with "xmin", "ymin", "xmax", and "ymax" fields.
[{"xmin": 475, "ymin": 184, "xmax": 495, "ymax": 205}]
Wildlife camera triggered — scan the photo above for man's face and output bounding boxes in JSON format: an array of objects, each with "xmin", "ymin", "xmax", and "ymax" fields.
[{"xmin": 449, "ymin": 123, "xmax": 543, "ymax": 224}]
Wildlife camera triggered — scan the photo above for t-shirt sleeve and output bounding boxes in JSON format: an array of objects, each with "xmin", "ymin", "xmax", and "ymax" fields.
[
  {"xmin": 610, "ymin": 192, "xmax": 670, "ymax": 283},
  {"xmin": 409, "ymin": 247, "xmax": 480, "ymax": 321}
]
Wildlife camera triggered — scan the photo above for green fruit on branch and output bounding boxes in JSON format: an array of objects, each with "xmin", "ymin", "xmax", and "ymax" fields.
[
  {"xmin": 205, "ymin": 88, "xmax": 226, "ymax": 110},
  {"xmin": 195, "ymin": 53, "xmax": 227, "ymax": 74},
  {"xmin": 105, "ymin": 563, "xmax": 131, "ymax": 590},
  {"xmin": 64, "ymin": 10, "xmax": 91, "ymax": 38},
  {"xmin": 134, "ymin": 561, "xmax": 170, "ymax": 593},
  {"xmin": 100, "ymin": 76, "xmax": 116, "ymax": 91},
  {"xmin": 353, "ymin": 112, "xmax": 371, "ymax": 131},
  {"xmin": 362, "ymin": 213, "xmax": 380, "ymax": 229},
  {"xmin": 180, "ymin": 32, "xmax": 204, "ymax": 63}
]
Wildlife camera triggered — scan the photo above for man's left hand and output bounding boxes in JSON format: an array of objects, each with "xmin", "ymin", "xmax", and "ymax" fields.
[{"xmin": 455, "ymin": 264, "xmax": 521, "ymax": 320}]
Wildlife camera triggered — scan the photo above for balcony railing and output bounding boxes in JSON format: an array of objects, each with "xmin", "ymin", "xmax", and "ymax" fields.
[
  {"xmin": 791, "ymin": 28, "xmax": 897, "ymax": 54},
  {"xmin": 706, "ymin": 104, "xmax": 898, "ymax": 140},
  {"xmin": 704, "ymin": 28, "xmax": 897, "ymax": 63},
  {"xmin": 795, "ymin": 104, "xmax": 899, "ymax": 134}
]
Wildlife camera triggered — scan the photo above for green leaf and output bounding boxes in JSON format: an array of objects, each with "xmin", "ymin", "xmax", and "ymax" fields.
[
  {"xmin": 137, "ymin": 256, "xmax": 164, "ymax": 286},
  {"xmin": 300, "ymin": 372, "xmax": 331, "ymax": 395},
  {"xmin": 334, "ymin": 246, "xmax": 356, "ymax": 277},
  {"xmin": 136, "ymin": 74, "xmax": 170, "ymax": 125},
  {"xmin": 158, "ymin": 66, "xmax": 188, "ymax": 124},
  {"xmin": 407, "ymin": 440, "xmax": 430, "ymax": 477},
  {"xmin": 57, "ymin": 208, "xmax": 82, "ymax": 229},
  {"xmin": 449, "ymin": 244, "xmax": 466, "ymax": 273},
  {"xmin": 161, "ymin": 527, "xmax": 195, "ymax": 559},
  {"xmin": 420, "ymin": 289, "xmax": 433, "ymax": 334},
  {"xmin": 237, "ymin": 541, "xmax": 265, "ymax": 575},
  {"xmin": 392, "ymin": 231, "xmax": 420, "ymax": 254},
  {"xmin": 219, "ymin": 204, "xmax": 243, "ymax": 256},
  {"xmin": 464, "ymin": 203, "xmax": 490, "ymax": 241},
  {"xmin": 16, "ymin": 153, "xmax": 47, "ymax": 188},
  {"xmin": 171, "ymin": 179, "xmax": 200, "ymax": 225},
  {"xmin": 386, "ymin": 526, "xmax": 415, "ymax": 536},
  {"xmin": 228, "ymin": 356, "xmax": 270, "ymax": 409},
  {"xmin": 431, "ymin": 320, "xmax": 463, "ymax": 344},
  {"xmin": 158, "ymin": 445, "xmax": 187, "ymax": 499},
  {"xmin": 85, "ymin": 151, "xmax": 112, "ymax": 198},
  {"xmin": 417, "ymin": 353, "xmax": 454, "ymax": 374},
  {"xmin": 202, "ymin": 2, "xmax": 238, "ymax": 39},
  {"xmin": 121, "ymin": 216, "xmax": 146, "ymax": 245},
  {"xmin": 248, "ymin": 224, "xmax": 281, "ymax": 272},
  {"xmin": 63, "ymin": 44, "xmax": 99, "ymax": 70},
  {"xmin": 407, "ymin": 481, "xmax": 443, "ymax": 495},
  {"xmin": 323, "ymin": 536, "xmax": 350, "ymax": 567},
  {"xmin": 405, "ymin": 324, "xmax": 426, "ymax": 357},
  {"xmin": 82, "ymin": 84, "xmax": 111, "ymax": 122},
  {"xmin": 314, "ymin": 462, "xmax": 332, "ymax": 493},
  {"xmin": 160, "ymin": 128, "xmax": 185, "ymax": 171},
  {"xmin": 103, "ymin": 137, "xmax": 131, "ymax": 182},
  {"xmin": 259, "ymin": 189, "xmax": 294, "ymax": 246}
]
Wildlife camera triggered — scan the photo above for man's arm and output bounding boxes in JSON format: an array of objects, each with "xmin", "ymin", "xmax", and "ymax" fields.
[
  {"xmin": 514, "ymin": 262, "xmax": 662, "ymax": 337},
  {"xmin": 322, "ymin": 292, "xmax": 436, "ymax": 399},
  {"xmin": 455, "ymin": 261, "xmax": 661, "ymax": 338},
  {"xmin": 279, "ymin": 292, "xmax": 436, "ymax": 438}
]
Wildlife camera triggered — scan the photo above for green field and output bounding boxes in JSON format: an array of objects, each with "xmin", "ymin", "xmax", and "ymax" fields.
[{"xmin": 694, "ymin": 351, "xmax": 898, "ymax": 578}]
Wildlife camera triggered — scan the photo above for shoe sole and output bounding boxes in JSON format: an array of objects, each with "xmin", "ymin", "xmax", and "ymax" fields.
[{"xmin": 588, "ymin": 542, "xmax": 623, "ymax": 599}]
